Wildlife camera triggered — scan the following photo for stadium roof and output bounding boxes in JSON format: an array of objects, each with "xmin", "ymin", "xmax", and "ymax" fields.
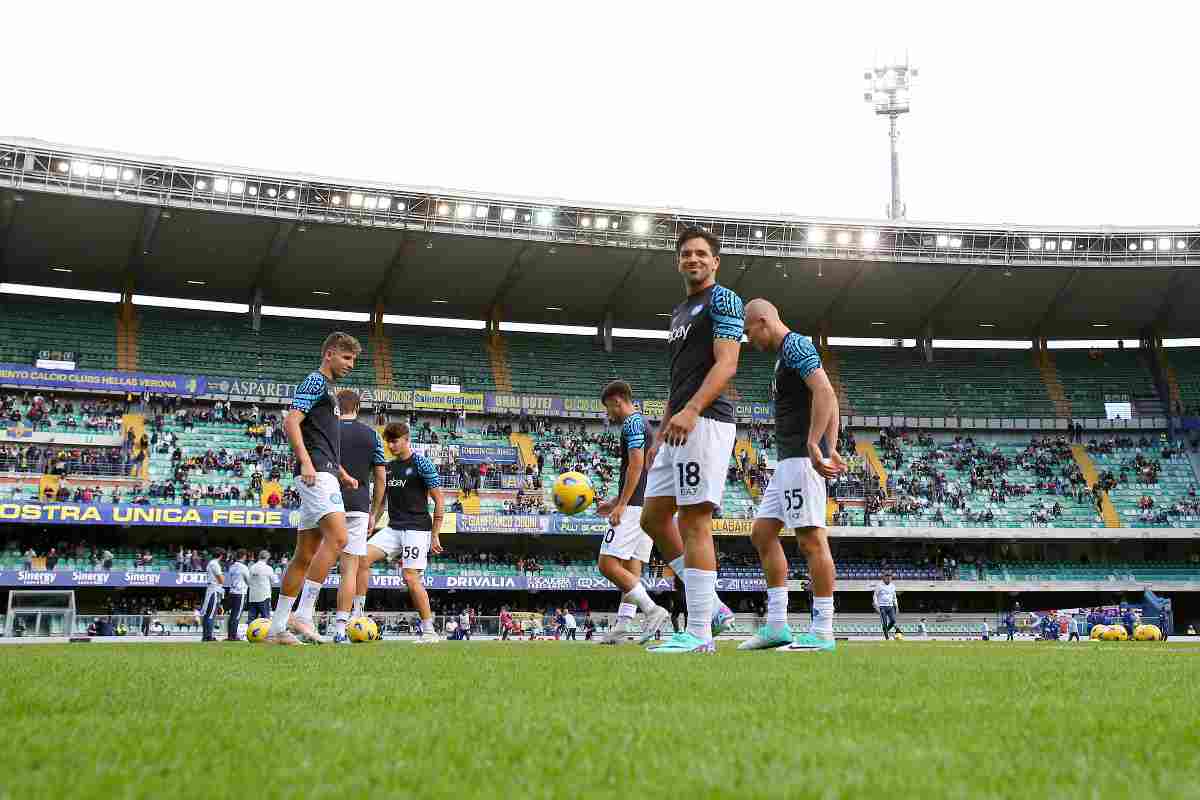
[{"xmin": 1, "ymin": 137, "xmax": 1198, "ymax": 339}]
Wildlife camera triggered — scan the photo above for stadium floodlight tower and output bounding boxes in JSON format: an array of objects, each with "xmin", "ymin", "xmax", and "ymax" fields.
[{"xmin": 864, "ymin": 60, "xmax": 917, "ymax": 220}]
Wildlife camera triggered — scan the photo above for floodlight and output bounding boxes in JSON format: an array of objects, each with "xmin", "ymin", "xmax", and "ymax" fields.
[
  {"xmin": 935, "ymin": 234, "xmax": 949, "ymax": 247},
  {"xmin": 809, "ymin": 228, "xmax": 827, "ymax": 244},
  {"xmin": 1045, "ymin": 241, "xmax": 1057, "ymax": 251},
  {"xmin": 502, "ymin": 208, "xmax": 516, "ymax": 222},
  {"xmin": 595, "ymin": 216, "xmax": 609, "ymax": 229},
  {"xmin": 379, "ymin": 198, "xmax": 392, "ymax": 211},
  {"xmin": 475, "ymin": 205, "xmax": 489, "ymax": 219},
  {"xmin": 247, "ymin": 186, "xmax": 258, "ymax": 196},
  {"xmin": 56, "ymin": 161, "xmax": 69, "ymax": 173},
  {"xmin": 364, "ymin": 197, "xmax": 377, "ymax": 210},
  {"xmin": 103, "ymin": 166, "xmax": 117, "ymax": 180},
  {"xmin": 862, "ymin": 231, "xmax": 879, "ymax": 248},
  {"xmin": 121, "ymin": 168, "xmax": 134, "ymax": 181},
  {"xmin": 580, "ymin": 217, "xmax": 592, "ymax": 228},
  {"xmin": 267, "ymin": 187, "xmax": 278, "ymax": 198},
  {"xmin": 535, "ymin": 209, "xmax": 554, "ymax": 226},
  {"xmin": 836, "ymin": 231, "xmax": 851, "ymax": 245},
  {"xmin": 1177, "ymin": 240, "xmax": 1186, "ymax": 249},
  {"xmin": 1061, "ymin": 239, "xmax": 1073, "ymax": 250},
  {"xmin": 949, "ymin": 237, "xmax": 962, "ymax": 248},
  {"xmin": 230, "ymin": 180, "xmax": 244, "ymax": 195},
  {"xmin": 753, "ymin": 229, "xmax": 763, "ymax": 239},
  {"xmin": 1142, "ymin": 239, "xmax": 1153, "ymax": 250},
  {"xmin": 865, "ymin": 60, "xmax": 916, "ymax": 218},
  {"xmin": 633, "ymin": 216, "xmax": 650, "ymax": 234},
  {"xmin": 437, "ymin": 203, "xmax": 450, "ymax": 216},
  {"xmin": 285, "ymin": 189, "xmax": 297, "ymax": 200},
  {"xmin": 197, "ymin": 179, "xmax": 208, "ymax": 191},
  {"xmin": 214, "ymin": 178, "xmax": 229, "ymax": 193},
  {"xmin": 331, "ymin": 195, "xmax": 342, "ymax": 206},
  {"xmin": 349, "ymin": 193, "xmax": 364, "ymax": 207},
  {"xmin": 1028, "ymin": 237, "xmax": 1041, "ymax": 250},
  {"xmin": 1128, "ymin": 242, "xmax": 1137, "ymax": 251},
  {"xmin": 1158, "ymin": 237, "xmax": 1170, "ymax": 250},
  {"xmin": 455, "ymin": 203, "xmax": 471, "ymax": 219}
]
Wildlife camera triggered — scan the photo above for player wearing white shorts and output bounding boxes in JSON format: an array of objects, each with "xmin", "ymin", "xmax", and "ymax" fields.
[
  {"xmin": 595, "ymin": 381, "xmax": 670, "ymax": 645},
  {"xmin": 330, "ymin": 389, "xmax": 388, "ymax": 644},
  {"xmin": 359, "ymin": 421, "xmax": 445, "ymax": 644},
  {"xmin": 265, "ymin": 332, "xmax": 362, "ymax": 646},
  {"xmin": 739, "ymin": 299, "xmax": 845, "ymax": 653},
  {"xmin": 642, "ymin": 226, "xmax": 743, "ymax": 654}
]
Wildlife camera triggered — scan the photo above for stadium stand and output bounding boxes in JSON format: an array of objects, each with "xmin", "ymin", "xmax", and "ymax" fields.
[
  {"xmin": 1052, "ymin": 349, "xmax": 1160, "ymax": 418},
  {"xmin": 0, "ymin": 297, "xmax": 118, "ymax": 370}
]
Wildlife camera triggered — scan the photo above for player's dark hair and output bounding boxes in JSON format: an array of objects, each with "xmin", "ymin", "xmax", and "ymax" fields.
[
  {"xmin": 600, "ymin": 380, "xmax": 633, "ymax": 404},
  {"xmin": 383, "ymin": 421, "xmax": 410, "ymax": 442},
  {"xmin": 675, "ymin": 226, "xmax": 721, "ymax": 257},
  {"xmin": 321, "ymin": 331, "xmax": 363, "ymax": 356},
  {"xmin": 336, "ymin": 389, "xmax": 361, "ymax": 415}
]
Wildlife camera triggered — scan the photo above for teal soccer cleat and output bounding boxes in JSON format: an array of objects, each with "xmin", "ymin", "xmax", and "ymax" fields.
[
  {"xmin": 737, "ymin": 623, "xmax": 794, "ymax": 651},
  {"xmin": 647, "ymin": 631, "xmax": 716, "ymax": 654},
  {"xmin": 777, "ymin": 632, "xmax": 837, "ymax": 653}
]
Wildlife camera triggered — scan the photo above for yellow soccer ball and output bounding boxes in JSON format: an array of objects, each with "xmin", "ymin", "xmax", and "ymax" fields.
[
  {"xmin": 893, "ymin": 631, "xmax": 904, "ymax": 641},
  {"xmin": 552, "ymin": 471, "xmax": 595, "ymax": 516},
  {"xmin": 1133, "ymin": 624, "xmax": 1162, "ymax": 642},
  {"xmin": 1089, "ymin": 624, "xmax": 1107, "ymax": 640},
  {"xmin": 1102, "ymin": 626, "xmax": 1128, "ymax": 641},
  {"xmin": 246, "ymin": 618, "xmax": 271, "ymax": 642},
  {"xmin": 348, "ymin": 616, "xmax": 376, "ymax": 643}
]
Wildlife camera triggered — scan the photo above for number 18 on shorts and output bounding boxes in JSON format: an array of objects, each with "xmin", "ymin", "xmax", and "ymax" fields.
[{"xmin": 755, "ymin": 457, "xmax": 827, "ymax": 529}]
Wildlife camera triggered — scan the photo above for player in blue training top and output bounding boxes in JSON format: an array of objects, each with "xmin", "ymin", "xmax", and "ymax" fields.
[
  {"xmin": 361, "ymin": 421, "xmax": 446, "ymax": 643},
  {"xmin": 266, "ymin": 331, "xmax": 362, "ymax": 645},
  {"xmin": 642, "ymin": 226, "xmax": 743, "ymax": 654},
  {"xmin": 595, "ymin": 380, "xmax": 671, "ymax": 645},
  {"xmin": 740, "ymin": 298, "xmax": 845, "ymax": 652}
]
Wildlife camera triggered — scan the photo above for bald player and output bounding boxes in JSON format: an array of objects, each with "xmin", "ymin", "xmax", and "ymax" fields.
[{"xmin": 739, "ymin": 298, "xmax": 844, "ymax": 652}]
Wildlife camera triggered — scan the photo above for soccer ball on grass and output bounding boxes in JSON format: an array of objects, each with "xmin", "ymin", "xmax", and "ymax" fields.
[
  {"xmin": 552, "ymin": 471, "xmax": 596, "ymax": 515},
  {"xmin": 1089, "ymin": 624, "xmax": 1107, "ymax": 640},
  {"xmin": 246, "ymin": 618, "xmax": 271, "ymax": 642},
  {"xmin": 1133, "ymin": 624, "xmax": 1162, "ymax": 642},
  {"xmin": 348, "ymin": 616, "xmax": 380, "ymax": 642}
]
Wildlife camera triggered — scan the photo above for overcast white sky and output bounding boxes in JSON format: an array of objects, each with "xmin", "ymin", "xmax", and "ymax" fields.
[{"xmin": 5, "ymin": 1, "xmax": 1200, "ymax": 226}]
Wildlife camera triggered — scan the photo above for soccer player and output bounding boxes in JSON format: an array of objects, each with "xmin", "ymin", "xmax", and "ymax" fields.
[
  {"xmin": 873, "ymin": 573, "xmax": 899, "ymax": 640},
  {"xmin": 201, "ymin": 548, "xmax": 225, "ymax": 642},
  {"xmin": 225, "ymin": 550, "xmax": 250, "ymax": 641},
  {"xmin": 641, "ymin": 226, "xmax": 742, "ymax": 654},
  {"xmin": 330, "ymin": 390, "xmax": 388, "ymax": 644},
  {"xmin": 265, "ymin": 331, "xmax": 362, "ymax": 646},
  {"xmin": 738, "ymin": 298, "xmax": 845, "ymax": 652},
  {"xmin": 359, "ymin": 422, "xmax": 445, "ymax": 644},
  {"xmin": 595, "ymin": 380, "xmax": 670, "ymax": 644}
]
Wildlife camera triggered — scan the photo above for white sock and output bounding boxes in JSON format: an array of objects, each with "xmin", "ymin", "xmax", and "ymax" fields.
[
  {"xmin": 617, "ymin": 601, "xmax": 637, "ymax": 621},
  {"xmin": 334, "ymin": 611, "xmax": 350, "ymax": 637},
  {"xmin": 268, "ymin": 594, "xmax": 295, "ymax": 634},
  {"xmin": 296, "ymin": 579, "xmax": 322, "ymax": 621},
  {"xmin": 624, "ymin": 584, "xmax": 658, "ymax": 615},
  {"xmin": 812, "ymin": 596, "xmax": 835, "ymax": 639},
  {"xmin": 767, "ymin": 587, "xmax": 788, "ymax": 626},
  {"xmin": 352, "ymin": 595, "xmax": 366, "ymax": 617},
  {"xmin": 421, "ymin": 617, "xmax": 434, "ymax": 635},
  {"xmin": 671, "ymin": 556, "xmax": 725, "ymax": 613},
  {"xmin": 684, "ymin": 568, "xmax": 716, "ymax": 640}
]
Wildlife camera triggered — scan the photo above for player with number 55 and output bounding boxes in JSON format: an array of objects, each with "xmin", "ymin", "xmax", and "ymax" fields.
[{"xmin": 740, "ymin": 298, "xmax": 845, "ymax": 653}]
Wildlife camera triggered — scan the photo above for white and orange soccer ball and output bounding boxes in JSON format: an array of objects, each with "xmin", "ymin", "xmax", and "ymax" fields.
[{"xmin": 552, "ymin": 471, "xmax": 595, "ymax": 516}]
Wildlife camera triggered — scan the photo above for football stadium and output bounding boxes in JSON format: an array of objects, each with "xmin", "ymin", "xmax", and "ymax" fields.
[{"xmin": 5, "ymin": 9, "xmax": 1200, "ymax": 799}]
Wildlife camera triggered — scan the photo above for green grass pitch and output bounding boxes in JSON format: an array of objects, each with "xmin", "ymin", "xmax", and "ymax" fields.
[{"xmin": 4, "ymin": 640, "xmax": 1199, "ymax": 800}]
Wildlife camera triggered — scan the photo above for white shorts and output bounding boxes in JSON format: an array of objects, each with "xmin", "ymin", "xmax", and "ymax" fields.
[
  {"xmin": 344, "ymin": 512, "xmax": 369, "ymax": 556},
  {"xmin": 296, "ymin": 472, "xmax": 345, "ymax": 531},
  {"xmin": 645, "ymin": 417, "xmax": 737, "ymax": 508},
  {"xmin": 599, "ymin": 505, "xmax": 653, "ymax": 563},
  {"xmin": 367, "ymin": 527, "xmax": 431, "ymax": 570},
  {"xmin": 755, "ymin": 456, "xmax": 828, "ymax": 530}
]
